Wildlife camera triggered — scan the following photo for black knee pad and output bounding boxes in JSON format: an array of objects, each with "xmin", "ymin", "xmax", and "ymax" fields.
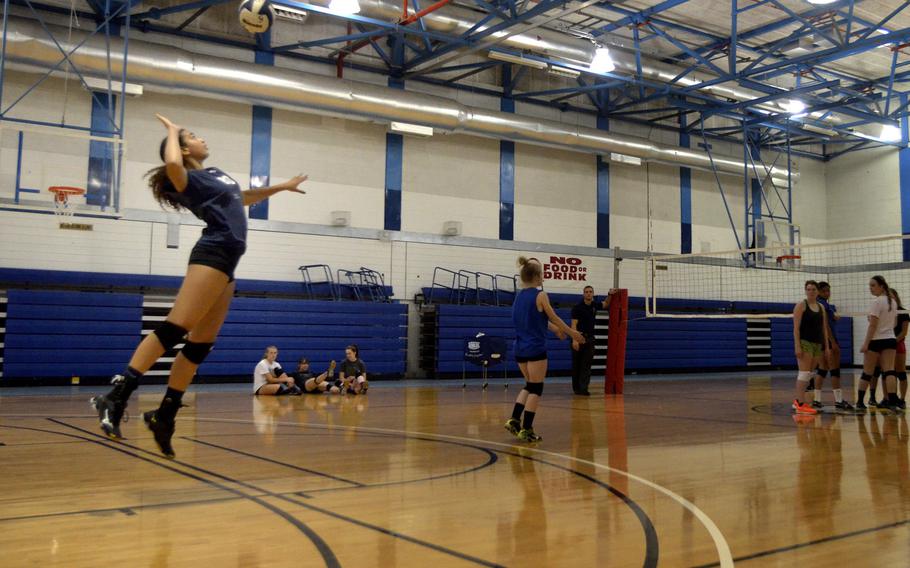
[
  {"xmin": 899, "ymin": 372, "xmax": 907, "ymax": 382},
  {"xmin": 874, "ymin": 367, "xmax": 882, "ymax": 378},
  {"xmin": 153, "ymin": 321, "xmax": 188, "ymax": 350},
  {"xmin": 883, "ymin": 370, "xmax": 897, "ymax": 380},
  {"xmin": 815, "ymin": 369, "xmax": 829, "ymax": 378},
  {"xmin": 181, "ymin": 341, "xmax": 214, "ymax": 365},
  {"xmin": 524, "ymin": 382, "xmax": 544, "ymax": 396},
  {"xmin": 831, "ymin": 368, "xmax": 841, "ymax": 378},
  {"xmin": 861, "ymin": 373, "xmax": 873, "ymax": 381}
]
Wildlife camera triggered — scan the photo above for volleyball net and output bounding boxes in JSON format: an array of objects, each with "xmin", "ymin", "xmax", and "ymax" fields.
[{"xmin": 644, "ymin": 234, "xmax": 910, "ymax": 319}]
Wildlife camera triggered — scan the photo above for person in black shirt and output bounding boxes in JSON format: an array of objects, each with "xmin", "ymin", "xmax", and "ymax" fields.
[
  {"xmin": 291, "ymin": 358, "xmax": 339, "ymax": 394},
  {"xmin": 891, "ymin": 289, "xmax": 909, "ymax": 409},
  {"xmin": 570, "ymin": 286, "xmax": 616, "ymax": 396},
  {"xmin": 339, "ymin": 344, "xmax": 369, "ymax": 394},
  {"xmin": 91, "ymin": 114, "xmax": 308, "ymax": 457}
]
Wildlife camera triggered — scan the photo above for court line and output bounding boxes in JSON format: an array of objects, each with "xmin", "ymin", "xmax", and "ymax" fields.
[
  {"xmin": 182, "ymin": 435, "xmax": 500, "ymax": 495},
  {"xmin": 182, "ymin": 437, "xmax": 367, "ymax": 487},
  {"xmin": 315, "ymin": 426, "xmax": 661, "ymax": 568},
  {"xmin": 53, "ymin": 420, "xmax": 507, "ymax": 568},
  {"xmin": 689, "ymin": 517, "xmax": 910, "ymax": 567},
  {"xmin": 201, "ymin": 428, "xmax": 659, "ymax": 568},
  {"xmin": 199, "ymin": 417, "xmax": 730, "ymax": 568},
  {"xmin": 38, "ymin": 420, "xmax": 341, "ymax": 568},
  {"xmin": 0, "ymin": 496, "xmax": 248, "ymax": 524}
]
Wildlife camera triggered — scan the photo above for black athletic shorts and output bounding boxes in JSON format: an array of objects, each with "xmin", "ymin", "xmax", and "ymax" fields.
[
  {"xmin": 188, "ymin": 242, "xmax": 244, "ymax": 282},
  {"xmin": 515, "ymin": 352, "xmax": 547, "ymax": 363},
  {"xmin": 868, "ymin": 338, "xmax": 898, "ymax": 353}
]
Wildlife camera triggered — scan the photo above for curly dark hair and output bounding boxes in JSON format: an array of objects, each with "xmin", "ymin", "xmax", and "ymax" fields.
[{"xmin": 144, "ymin": 131, "xmax": 188, "ymax": 211}]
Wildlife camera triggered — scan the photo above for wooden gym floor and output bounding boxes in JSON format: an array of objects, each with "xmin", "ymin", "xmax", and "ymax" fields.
[{"xmin": 0, "ymin": 373, "xmax": 908, "ymax": 567}]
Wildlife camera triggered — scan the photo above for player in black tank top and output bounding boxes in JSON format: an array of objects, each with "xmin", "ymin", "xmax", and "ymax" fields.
[
  {"xmin": 792, "ymin": 281, "xmax": 831, "ymax": 415},
  {"xmin": 91, "ymin": 114, "xmax": 308, "ymax": 457}
]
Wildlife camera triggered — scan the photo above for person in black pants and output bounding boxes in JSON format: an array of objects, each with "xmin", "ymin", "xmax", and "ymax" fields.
[{"xmin": 570, "ymin": 286, "xmax": 616, "ymax": 396}]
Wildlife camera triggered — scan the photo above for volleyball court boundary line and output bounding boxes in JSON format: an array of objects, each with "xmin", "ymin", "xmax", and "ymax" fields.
[{"xmin": 195, "ymin": 417, "xmax": 735, "ymax": 568}]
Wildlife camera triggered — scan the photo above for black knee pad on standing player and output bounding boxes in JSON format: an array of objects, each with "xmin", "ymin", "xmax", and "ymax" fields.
[
  {"xmin": 831, "ymin": 368, "xmax": 841, "ymax": 378},
  {"xmin": 899, "ymin": 372, "xmax": 907, "ymax": 382},
  {"xmin": 815, "ymin": 369, "xmax": 829, "ymax": 378},
  {"xmin": 524, "ymin": 382, "xmax": 544, "ymax": 396},
  {"xmin": 874, "ymin": 367, "xmax": 882, "ymax": 378},
  {"xmin": 153, "ymin": 321, "xmax": 188, "ymax": 350},
  {"xmin": 883, "ymin": 370, "xmax": 897, "ymax": 380},
  {"xmin": 181, "ymin": 341, "xmax": 214, "ymax": 365},
  {"xmin": 861, "ymin": 373, "xmax": 873, "ymax": 382}
]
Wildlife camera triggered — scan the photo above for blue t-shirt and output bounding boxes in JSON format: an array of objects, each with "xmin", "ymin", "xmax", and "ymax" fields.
[
  {"xmin": 818, "ymin": 297, "xmax": 837, "ymax": 330},
  {"xmin": 174, "ymin": 167, "xmax": 247, "ymax": 251},
  {"xmin": 512, "ymin": 287, "xmax": 548, "ymax": 357}
]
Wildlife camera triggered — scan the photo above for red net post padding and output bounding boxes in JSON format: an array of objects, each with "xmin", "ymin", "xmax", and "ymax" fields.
[{"xmin": 605, "ymin": 289, "xmax": 628, "ymax": 395}]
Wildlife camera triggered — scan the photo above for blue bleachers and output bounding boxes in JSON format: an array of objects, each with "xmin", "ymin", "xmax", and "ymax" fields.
[
  {"xmin": 202, "ymin": 297, "xmax": 407, "ymax": 377},
  {"xmin": 2, "ymin": 286, "xmax": 407, "ymax": 381},
  {"xmin": 770, "ymin": 319, "xmax": 854, "ymax": 366},
  {"xmin": 429, "ymin": 302, "xmax": 854, "ymax": 375},
  {"xmin": 625, "ymin": 312, "xmax": 747, "ymax": 369},
  {"xmin": 4, "ymin": 290, "xmax": 143, "ymax": 378},
  {"xmin": 434, "ymin": 304, "xmax": 574, "ymax": 374}
]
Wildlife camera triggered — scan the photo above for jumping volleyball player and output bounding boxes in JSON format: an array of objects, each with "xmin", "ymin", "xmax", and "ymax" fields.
[
  {"xmin": 91, "ymin": 114, "xmax": 308, "ymax": 457},
  {"xmin": 505, "ymin": 257, "xmax": 585, "ymax": 442}
]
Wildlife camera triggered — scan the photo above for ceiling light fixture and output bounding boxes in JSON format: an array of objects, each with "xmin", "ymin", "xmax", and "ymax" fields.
[
  {"xmin": 588, "ymin": 47, "xmax": 615, "ymax": 74},
  {"xmin": 783, "ymin": 99, "xmax": 807, "ymax": 117},
  {"xmin": 880, "ymin": 124, "xmax": 902, "ymax": 142},
  {"xmin": 328, "ymin": 0, "xmax": 360, "ymax": 15}
]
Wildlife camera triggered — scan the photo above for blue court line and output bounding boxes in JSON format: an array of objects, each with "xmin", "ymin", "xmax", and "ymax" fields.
[
  {"xmin": 182, "ymin": 436, "xmax": 366, "ymax": 487},
  {"xmin": 193, "ymin": 420, "xmax": 659, "ymax": 568},
  {"xmin": 52, "ymin": 419, "xmax": 504, "ymax": 568},
  {"xmin": 38, "ymin": 420, "xmax": 340, "ymax": 568},
  {"xmin": 0, "ymin": 495, "xmax": 245, "ymax": 524},
  {"xmin": 183, "ymin": 434, "xmax": 498, "ymax": 496},
  {"xmin": 323, "ymin": 426, "xmax": 661, "ymax": 568}
]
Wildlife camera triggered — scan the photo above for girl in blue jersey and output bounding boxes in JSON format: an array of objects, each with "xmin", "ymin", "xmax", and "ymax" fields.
[
  {"xmin": 92, "ymin": 114, "xmax": 308, "ymax": 457},
  {"xmin": 505, "ymin": 257, "xmax": 585, "ymax": 442}
]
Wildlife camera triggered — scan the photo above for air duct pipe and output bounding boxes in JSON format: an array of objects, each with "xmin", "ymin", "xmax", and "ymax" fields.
[
  {"xmin": 306, "ymin": 0, "xmax": 887, "ymax": 139},
  {"xmin": 1, "ymin": 18, "xmax": 790, "ymax": 184}
]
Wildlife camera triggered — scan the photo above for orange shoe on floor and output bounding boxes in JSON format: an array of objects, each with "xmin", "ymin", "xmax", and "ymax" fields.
[{"xmin": 792, "ymin": 399, "xmax": 818, "ymax": 415}]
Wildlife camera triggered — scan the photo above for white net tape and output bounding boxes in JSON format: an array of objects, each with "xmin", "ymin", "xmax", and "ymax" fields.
[{"xmin": 645, "ymin": 234, "xmax": 910, "ymax": 319}]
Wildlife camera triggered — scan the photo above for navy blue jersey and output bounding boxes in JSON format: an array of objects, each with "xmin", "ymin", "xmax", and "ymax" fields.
[
  {"xmin": 818, "ymin": 297, "xmax": 837, "ymax": 330},
  {"xmin": 175, "ymin": 167, "xmax": 247, "ymax": 251},
  {"xmin": 513, "ymin": 287, "xmax": 548, "ymax": 357}
]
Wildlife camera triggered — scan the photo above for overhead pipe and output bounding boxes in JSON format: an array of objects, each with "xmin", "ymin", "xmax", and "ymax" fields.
[
  {"xmin": 1, "ymin": 18, "xmax": 790, "ymax": 184},
  {"xmin": 305, "ymin": 0, "xmax": 889, "ymax": 138}
]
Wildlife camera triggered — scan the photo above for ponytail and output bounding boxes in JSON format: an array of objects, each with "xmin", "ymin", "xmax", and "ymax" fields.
[
  {"xmin": 872, "ymin": 275, "xmax": 893, "ymax": 311},
  {"xmin": 145, "ymin": 131, "xmax": 189, "ymax": 211},
  {"xmin": 517, "ymin": 256, "xmax": 542, "ymax": 285}
]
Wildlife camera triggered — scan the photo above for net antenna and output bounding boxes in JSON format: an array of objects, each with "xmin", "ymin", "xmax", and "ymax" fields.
[{"xmin": 645, "ymin": 234, "xmax": 910, "ymax": 320}]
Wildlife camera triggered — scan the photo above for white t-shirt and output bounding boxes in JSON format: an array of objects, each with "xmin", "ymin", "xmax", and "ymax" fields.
[
  {"xmin": 868, "ymin": 295, "xmax": 897, "ymax": 341},
  {"xmin": 254, "ymin": 359, "xmax": 282, "ymax": 393}
]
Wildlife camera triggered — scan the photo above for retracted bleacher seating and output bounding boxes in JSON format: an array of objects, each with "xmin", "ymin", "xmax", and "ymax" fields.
[
  {"xmin": 4, "ymin": 290, "xmax": 143, "ymax": 378},
  {"xmin": 1, "ymin": 271, "xmax": 407, "ymax": 381}
]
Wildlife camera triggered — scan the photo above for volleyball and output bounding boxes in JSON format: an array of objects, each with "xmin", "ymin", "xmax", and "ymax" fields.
[{"xmin": 238, "ymin": 0, "xmax": 275, "ymax": 34}]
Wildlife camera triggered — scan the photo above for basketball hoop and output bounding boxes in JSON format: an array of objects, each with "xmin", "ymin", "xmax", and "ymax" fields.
[
  {"xmin": 48, "ymin": 186, "xmax": 85, "ymax": 220},
  {"xmin": 775, "ymin": 254, "xmax": 801, "ymax": 270}
]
